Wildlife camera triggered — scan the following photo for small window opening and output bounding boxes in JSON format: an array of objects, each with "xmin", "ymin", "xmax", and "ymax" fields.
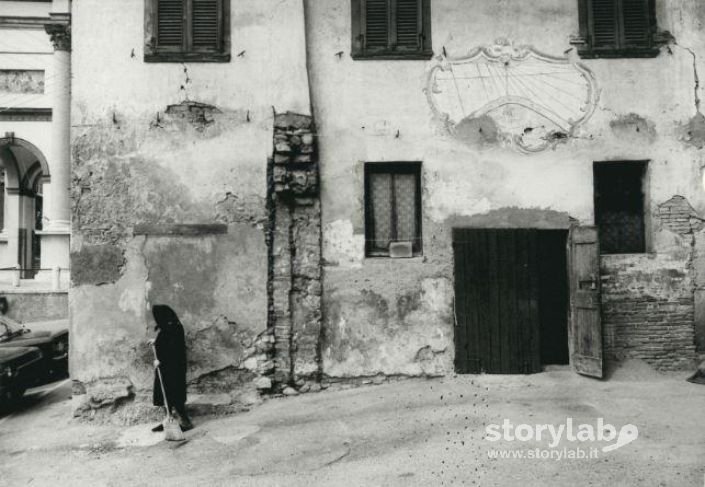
[
  {"xmin": 364, "ymin": 162, "xmax": 422, "ymax": 257},
  {"xmin": 594, "ymin": 161, "xmax": 648, "ymax": 254}
]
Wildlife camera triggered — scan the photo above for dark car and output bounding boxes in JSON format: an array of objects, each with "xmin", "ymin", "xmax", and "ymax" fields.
[
  {"xmin": 0, "ymin": 345, "xmax": 43, "ymax": 404},
  {"xmin": 0, "ymin": 319, "xmax": 69, "ymax": 381}
]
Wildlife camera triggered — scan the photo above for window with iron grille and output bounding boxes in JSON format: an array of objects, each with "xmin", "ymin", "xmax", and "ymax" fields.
[
  {"xmin": 145, "ymin": 0, "xmax": 230, "ymax": 62},
  {"xmin": 351, "ymin": 0, "xmax": 432, "ymax": 60},
  {"xmin": 594, "ymin": 161, "xmax": 647, "ymax": 254},
  {"xmin": 574, "ymin": 0, "xmax": 661, "ymax": 58},
  {"xmin": 365, "ymin": 162, "xmax": 422, "ymax": 257}
]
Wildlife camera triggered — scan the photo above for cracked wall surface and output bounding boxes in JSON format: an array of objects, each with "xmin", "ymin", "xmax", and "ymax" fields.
[
  {"xmin": 70, "ymin": 0, "xmax": 311, "ymax": 418},
  {"xmin": 70, "ymin": 0, "xmax": 705, "ymax": 412},
  {"xmin": 307, "ymin": 0, "xmax": 705, "ymax": 375}
]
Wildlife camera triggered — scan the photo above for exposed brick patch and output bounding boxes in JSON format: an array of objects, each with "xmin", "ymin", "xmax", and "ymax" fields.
[
  {"xmin": 268, "ymin": 112, "xmax": 322, "ymax": 388},
  {"xmin": 601, "ymin": 255, "xmax": 697, "ymax": 371},
  {"xmin": 272, "ymin": 111, "xmax": 319, "ymax": 197},
  {"xmin": 164, "ymin": 101, "xmax": 221, "ymax": 131},
  {"xmin": 657, "ymin": 195, "xmax": 704, "ymax": 235}
]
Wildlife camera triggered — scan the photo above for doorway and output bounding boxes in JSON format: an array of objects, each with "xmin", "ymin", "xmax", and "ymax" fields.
[{"xmin": 453, "ymin": 228, "xmax": 569, "ymax": 374}]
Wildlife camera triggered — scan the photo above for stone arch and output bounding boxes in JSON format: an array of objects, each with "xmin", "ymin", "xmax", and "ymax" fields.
[{"xmin": 0, "ymin": 137, "xmax": 51, "ymax": 186}]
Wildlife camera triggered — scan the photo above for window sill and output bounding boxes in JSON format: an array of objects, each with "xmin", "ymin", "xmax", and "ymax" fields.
[
  {"xmin": 144, "ymin": 51, "xmax": 231, "ymax": 63},
  {"xmin": 600, "ymin": 252, "xmax": 651, "ymax": 257},
  {"xmin": 577, "ymin": 48, "xmax": 660, "ymax": 59},
  {"xmin": 351, "ymin": 50, "xmax": 434, "ymax": 61},
  {"xmin": 365, "ymin": 253, "xmax": 423, "ymax": 259}
]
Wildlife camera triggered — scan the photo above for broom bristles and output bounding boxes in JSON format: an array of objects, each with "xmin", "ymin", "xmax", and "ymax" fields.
[{"xmin": 164, "ymin": 416, "xmax": 185, "ymax": 441}]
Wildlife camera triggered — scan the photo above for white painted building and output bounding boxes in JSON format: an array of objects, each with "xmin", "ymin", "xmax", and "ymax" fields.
[{"xmin": 0, "ymin": 0, "xmax": 70, "ymax": 300}]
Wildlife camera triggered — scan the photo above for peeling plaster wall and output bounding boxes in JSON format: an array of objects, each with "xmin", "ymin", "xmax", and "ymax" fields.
[
  {"xmin": 307, "ymin": 0, "xmax": 705, "ymax": 375},
  {"xmin": 70, "ymin": 0, "xmax": 311, "ymax": 417}
]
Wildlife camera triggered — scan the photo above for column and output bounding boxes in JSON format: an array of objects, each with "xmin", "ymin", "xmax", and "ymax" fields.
[{"xmin": 37, "ymin": 18, "xmax": 71, "ymax": 281}]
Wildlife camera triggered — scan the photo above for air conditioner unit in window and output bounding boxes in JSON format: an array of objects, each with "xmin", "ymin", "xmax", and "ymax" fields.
[{"xmin": 389, "ymin": 241, "xmax": 413, "ymax": 258}]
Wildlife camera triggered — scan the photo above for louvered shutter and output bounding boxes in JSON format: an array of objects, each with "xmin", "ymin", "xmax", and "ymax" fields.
[
  {"xmin": 365, "ymin": 0, "xmax": 389, "ymax": 50},
  {"xmin": 621, "ymin": 0, "xmax": 650, "ymax": 47},
  {"xmin": 396, "ymin": 0, "xmax": 421, "ymax": 50},
  {"xmin": 192, "ymin": 0, "xmax": 220, "ymax": 50},
  {"xmin": 591, "ymin": 0, "xmax": 619, "ymax": 49},
  {"xmin": 158, "ymin": 0, "xmax": 185, "ymax": 48}
]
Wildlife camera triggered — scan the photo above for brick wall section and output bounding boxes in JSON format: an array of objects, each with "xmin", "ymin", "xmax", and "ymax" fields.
[
  {"xmin": 269, "ymin": 112, "xmax": 322, "ymax": 388},
  {"xmin": 657, "ymin": 196, "xmax": 704, "ymax": 235},
  {"xmin": 601, "ymin": 253, "xmax": 697, "ymax": 370}
]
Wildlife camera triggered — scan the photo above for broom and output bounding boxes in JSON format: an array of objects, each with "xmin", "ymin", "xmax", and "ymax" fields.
[{"xmin": 151, "ymin": 343, "xmax": 186, "ymax": 441}]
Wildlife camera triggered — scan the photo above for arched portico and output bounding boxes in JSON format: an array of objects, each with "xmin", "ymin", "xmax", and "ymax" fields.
[{"xmin": 0, "ymin": 138, "xmax": 51, "ymax": 278}]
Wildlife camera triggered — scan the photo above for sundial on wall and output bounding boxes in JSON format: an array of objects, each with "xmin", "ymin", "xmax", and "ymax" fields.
[{"xmin": 425, "ymin": 38, "xmax": 599, "ymax": 153}]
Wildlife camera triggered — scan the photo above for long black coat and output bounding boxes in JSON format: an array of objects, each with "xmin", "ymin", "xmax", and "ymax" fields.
[{"xmin": 152, "ymin": 305, "xmax": 187, "ymax": 409}]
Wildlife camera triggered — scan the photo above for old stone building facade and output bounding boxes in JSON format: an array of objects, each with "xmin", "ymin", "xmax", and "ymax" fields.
[{"xmin": 55, "ymin": 0, "xmax": 705, "ymax": 416}]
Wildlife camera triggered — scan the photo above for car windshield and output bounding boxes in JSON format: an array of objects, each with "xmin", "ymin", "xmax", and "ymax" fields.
[{"xmin": 0, "ymin": 321, "xmax": 10, "ymax": 341}]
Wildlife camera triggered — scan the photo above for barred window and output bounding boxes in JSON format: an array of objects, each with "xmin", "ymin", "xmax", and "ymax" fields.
[
  {"xmin": 145, "ymin": 0, "xmax": 230, "ymax": 62},
  {"xmin": 365, "ymin": 162, "xmax": 422, "ymax": 257},
  {"xmin": 594, "ymin": 161, "xmax": 647, "ymax": 254}
]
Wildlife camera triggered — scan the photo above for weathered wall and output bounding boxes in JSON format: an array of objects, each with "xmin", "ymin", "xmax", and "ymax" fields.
[
  {"xmin": 307, "ymin": 0, "xmax": 705, "ymax": 375},
  {"xmin": 1, "ymin": 290, "xmax": 67, "ymax": 322},
  {"xmin": 70, "ymin": 0, "xmax": 312, "ymax": 417}
]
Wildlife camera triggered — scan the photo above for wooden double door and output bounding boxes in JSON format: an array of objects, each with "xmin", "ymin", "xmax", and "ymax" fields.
[{"xmin": 453, "ymin": 227, "xmax": 602, "ymax": 378}]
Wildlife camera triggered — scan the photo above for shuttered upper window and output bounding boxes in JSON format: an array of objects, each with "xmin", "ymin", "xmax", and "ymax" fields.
[
  {"xmin": 145, "ymin": 0, "xmax": 230, "ymax": 62},
  {"xmin": 576, "ymin": 0, "xmax": 660, "ymax": 58},
  {"xmin": 351, "ymin": 0, "xmax": 432, "ymax": 60}
]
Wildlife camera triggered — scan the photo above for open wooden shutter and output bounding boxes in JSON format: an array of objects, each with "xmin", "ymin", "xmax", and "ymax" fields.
[
  {"xmin": 621, "ymin": 0, "xmax": 651, "ymax": 48},
  {"xmin": 365, "ymin": 0, "xmax": 390, "ymax": 50},
  {"xmin": 590, "ymin": 0, "xmax": 619, "ymax": 49},
  {"xmin": 395, "ymin": 0, "xmax": 421, "ymax": 50},
  {"xmin": 157, "ymin": 0, "xmax": 185, "ymax": 48},
  {"xmin": 567, "ymin": 226, "xmax": 604, "ymax": 379},
  {"xmin": 192, "ymin": 0, "xmax": 220, "ymax": 50}
]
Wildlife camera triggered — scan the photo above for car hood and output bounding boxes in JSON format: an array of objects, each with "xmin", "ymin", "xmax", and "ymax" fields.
[
  {"xmin": 0, "ymin": 346, "xmax": 41, "ymax": 362},
  {"xmin": 0, "ymin": 329, "xmax": 68, "ymax": 348}
]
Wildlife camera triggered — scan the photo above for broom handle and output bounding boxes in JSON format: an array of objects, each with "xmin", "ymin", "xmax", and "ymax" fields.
[{"xmin": 150, "ymin": 342, "xmax": 172, "ymax": 418}]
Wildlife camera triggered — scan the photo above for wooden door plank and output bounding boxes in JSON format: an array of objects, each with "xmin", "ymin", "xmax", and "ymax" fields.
[
  {"xmin": 515, "ymin": 229, "xmax": 530, "ymax": 373},
  {"xmin": 476, "ymin": 229, "xmax": 490, "ymax": 373},
  {"xmin": 487, "ymin": 230, "xmax": 502, "ymax": 373},
  {"xmin": 466, "ymin": 229, "xmax": 481, "ymax": 373},
  {"xmin": 527, "ymin": 229, "xmax": 541, "ymax": 373},
  {"xmin": 452, "ymin": 229, "xmax": 469, "ymax": 372}
]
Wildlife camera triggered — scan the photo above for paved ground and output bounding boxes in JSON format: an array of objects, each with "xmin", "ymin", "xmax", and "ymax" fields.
[{"xmin": 1, "ymin": 363, "xmax": 704, "ymax": 487}]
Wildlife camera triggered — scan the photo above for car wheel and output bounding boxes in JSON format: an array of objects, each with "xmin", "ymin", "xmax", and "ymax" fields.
[
  {"xmin": 4, "ymin": 386, "xmax": 25, "ymax": 404},
  {"xmin": 0, "ymin": 387, "xmax": 23, "ymax": 412}
]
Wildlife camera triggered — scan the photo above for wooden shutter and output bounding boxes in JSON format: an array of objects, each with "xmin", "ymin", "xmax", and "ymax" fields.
[
  {"xmin": 621, "ymin": 0, "xmax": 650, "ymax": 47},
  {"xmin": 396, "ymin": 0, "xmax": 421, "ymax": 50},
  {"xmin": 365, "ymin": 0, "xmax": 389, "ymax": 50},
  {"xmin": 157, "ymin": 0, "xmax": 185, "ymax": 48},
  {"xmin": 590, "ymin": 0, "xmax": 619, "ymax": 49},
  {"xmin": 396, "ymin": 0, "xmax": 423, "ymax": 50},
  {"xmin": 192, "ymin": 0, "xmax": 220, "ymax": 50}
]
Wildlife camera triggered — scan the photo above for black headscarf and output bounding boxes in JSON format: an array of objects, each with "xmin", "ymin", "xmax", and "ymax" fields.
[{"xmin": 151, "ymin": 305, "xmax": 187, "ymax": 408}]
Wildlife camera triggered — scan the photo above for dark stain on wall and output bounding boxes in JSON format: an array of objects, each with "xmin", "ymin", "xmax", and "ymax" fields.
[
  {"xmin": 680, "ymin": 112, "xmax": 705, "ymax": 149},
  {"xmin": 609, "ymin": 113, "xmax": 657, "ymax": 143},
  {"xmin": 446, "ymin": 207, "xmax": 575, "ymax": 229},
  {"xmin": 453, "ymin": 115, "xmax": 499, "ymax": 146},
  {"xmin": 71, "ymin": 244, "xmax": 125, "ymax": 286}
]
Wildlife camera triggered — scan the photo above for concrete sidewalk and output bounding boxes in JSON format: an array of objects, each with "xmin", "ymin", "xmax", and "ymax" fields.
[{"xmin": 1, "ymin": 363, "xmax": 704, "ymax": 486}]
